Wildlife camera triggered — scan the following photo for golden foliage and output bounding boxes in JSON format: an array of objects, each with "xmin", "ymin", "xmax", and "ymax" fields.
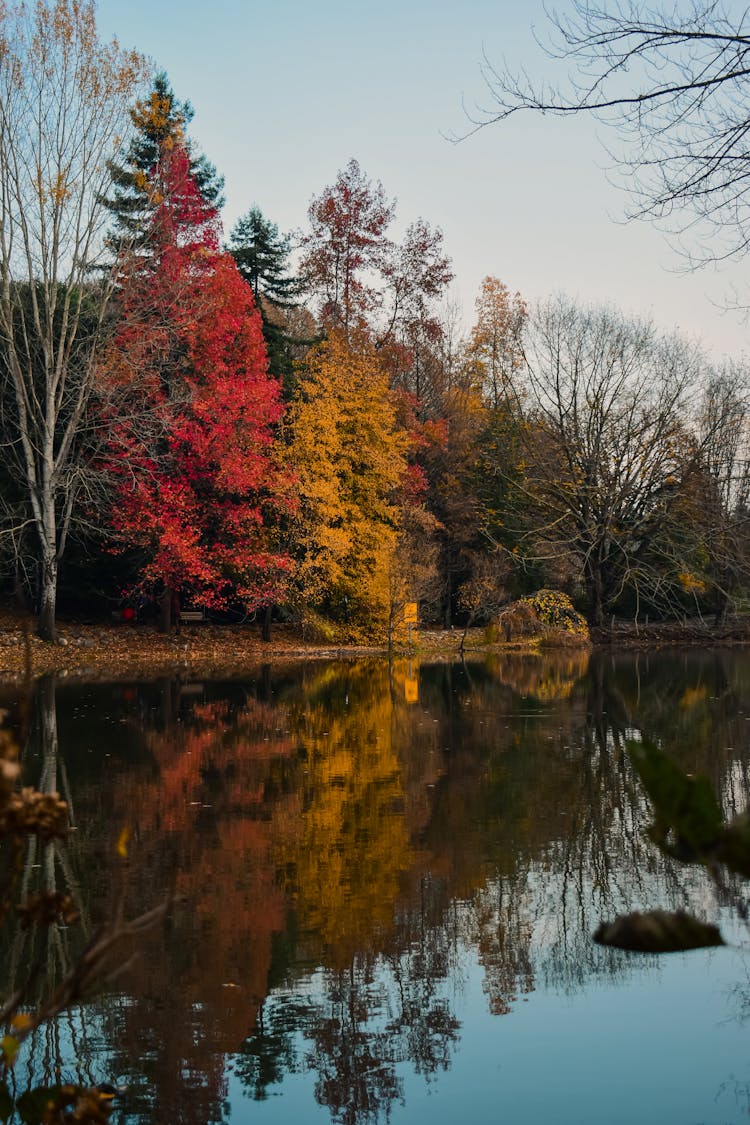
[
  {"xmin": 467, "ymin": 275, "xmax": 526, "ymax": 407},
  {"xmin": 130, "ymin": 91, "xmax": 183, "ymax": 141},
  {"xmin": 485, "ymin": 650, "xmax": 591, "ymax": 701},
  {"xmin": 680, "ymin": 684, "xmax": 708, "ymax": 710},
  {"xmin": 273, "ymin": 663, "xmax": 412, "ymax": 965},
  {"xmin": 285, "ymin": 331, "xmax": 408, "ymax": 636},
  {"xmin": 524, "ymin": 589, "xmax": 589, "ymax": 637},
  {"xmin": 678, "ymin": 571, "xmax": 709, "ymax": 595}
]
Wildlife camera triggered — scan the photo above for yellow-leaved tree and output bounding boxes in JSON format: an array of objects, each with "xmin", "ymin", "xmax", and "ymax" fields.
[
  {"xmin": 467, "ymin": 275, "xmax": 526, "ymax": 409},
  {"xmin": 285, "ymin": 331, "xmax": 408, "ymax": 638}
]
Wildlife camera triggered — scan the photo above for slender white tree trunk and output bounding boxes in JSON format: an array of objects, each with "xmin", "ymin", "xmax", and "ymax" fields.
[{"xmin": 0, "ymin": 0, "xmax": 147, "ymax": 641}]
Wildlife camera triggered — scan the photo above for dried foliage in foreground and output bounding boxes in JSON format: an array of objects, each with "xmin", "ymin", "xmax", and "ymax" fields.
[{"xmin": 0, "ymin": 663, "xmax": 169, "ymax": 1123}]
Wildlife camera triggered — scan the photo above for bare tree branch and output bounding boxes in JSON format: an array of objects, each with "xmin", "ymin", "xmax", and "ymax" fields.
[{"xmin": 462, "ymin": 1, "xmax": 750, "ymax": 265}]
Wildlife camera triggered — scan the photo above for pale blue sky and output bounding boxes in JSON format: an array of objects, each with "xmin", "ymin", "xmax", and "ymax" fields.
[{"xmin": 96, "ymin": 0, "xmax": 749, "ymax": 362}]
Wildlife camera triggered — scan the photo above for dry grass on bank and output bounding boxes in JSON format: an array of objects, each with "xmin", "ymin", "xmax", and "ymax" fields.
[
  {"xmin": 0, "ymin": 616, "xmax": 381, "ymax": 682},
  {"xmin": 0, "ymin": 612, "xmax": 576, "ymax": 681},
  {"xmin": 0, "ymin": 610, "xmax": 747, "ymax": 683}
]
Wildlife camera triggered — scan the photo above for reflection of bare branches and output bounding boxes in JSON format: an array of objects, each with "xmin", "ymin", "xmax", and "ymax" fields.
[
  {"xmin": 308, "ymin": 963, "xmax": 403, "ymax": 1125},
  {"xmin": 385, "ymin": 877, "xmax": 461, "ymax": 1080},
  {"xmin": 2, "ymin": 893, "xmax": 168, "ymax": 1056},
  {"xmin": 0, "ymin": 672, "xmax": 172, "ymax": 1109},
  {"xmin": 6, "ymin": 675, "xmax": 94, "ymax": 1019},
  {"xmin": 475, "ymin": 876, "xmax": 534, "ymax": 1014}
]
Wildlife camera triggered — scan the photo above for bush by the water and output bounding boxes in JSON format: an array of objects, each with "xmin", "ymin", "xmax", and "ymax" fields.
[{"xmin": 495, "ymin": 590, "xmax": 590, "ymax": 646}]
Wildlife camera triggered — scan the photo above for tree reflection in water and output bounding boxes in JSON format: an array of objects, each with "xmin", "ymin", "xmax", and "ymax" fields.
[
  {"xmin": 3, "ymin": 674, "xmax": 103, "ymax": 1098},
  {"xmin": 5, "ymin": 649, "xmax": 750, "ymax": 1123}
]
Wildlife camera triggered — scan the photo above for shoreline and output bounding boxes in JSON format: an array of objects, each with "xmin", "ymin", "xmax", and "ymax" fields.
[{"xmin": 0, "ymin": 613, "xmax": 749, "ymax": 682}]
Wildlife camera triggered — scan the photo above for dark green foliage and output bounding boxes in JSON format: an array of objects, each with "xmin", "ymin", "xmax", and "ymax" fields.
[
  {"xmin": 716, "ymin": 813, "xmax": 750, "ymax": 878},
  {"xmin": 228, "ymin": 205, "xmax": 310, "ymax": 390},
  {"xmin": 628, "ymin": 738, "xmax": 724, "ymax": 860},
  {"xmin": 229, "ymin": 206, "xmax": 298, "ymax": 306},
  {"xmin": 628, "ymin": 736, "xmax": 750, "ymax": 879},
  {"xmin": 104, "ymin": 72, "xmax": 224, "ymax": 256}
]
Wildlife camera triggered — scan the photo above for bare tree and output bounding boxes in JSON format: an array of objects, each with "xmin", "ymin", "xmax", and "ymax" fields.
[
  {"xmin": 505, "ymin": 296, "xmax": 707, "ymax": 625},
  {"xmin": 472, "ymin": 1, "xmax": 750, "ymax": 265},
  {"xmin": 694, "ymin": 364, "xmax": 750, "ymax": 620},
  {"xmin": 0, "ymin": 1, "xmax": 147, "ymax": 640}
]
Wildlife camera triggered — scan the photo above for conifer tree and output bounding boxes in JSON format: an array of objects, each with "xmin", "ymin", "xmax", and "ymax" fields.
[
  {"xmin": 229, "ymin": 207, "xmax": 297, "ymax": 305},
  {"xmin": 105, "ymin": 72, "xmax": 224, "ymax": 256},
  {"xmin": 229, "ymin": 206, "xmax": 309, "ymax": 390}
]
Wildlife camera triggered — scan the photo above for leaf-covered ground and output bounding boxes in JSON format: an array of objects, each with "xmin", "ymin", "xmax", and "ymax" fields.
[
  {"xmin": 0, "ymin": 612, "xmax": 747, "ymax": 683},
  {"xmin": 0, "ymin": 615, "xmax": 493, "ymax": 681}
]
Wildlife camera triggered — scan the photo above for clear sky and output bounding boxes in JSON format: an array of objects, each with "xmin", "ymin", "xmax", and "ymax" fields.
[{"xmin": 96, "ymin": 0, "xmax": 749, "ymax": 364}]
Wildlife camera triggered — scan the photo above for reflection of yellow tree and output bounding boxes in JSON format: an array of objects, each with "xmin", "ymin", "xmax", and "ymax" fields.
[
  {"xmin": 274, "ymin": 663, "xmax": 413, "ymax": 966},
  {"xmin": 485, "ymin": 650, "xmax": 590, "ymax": 702},
  {"xmin": 16, "ymin": 653, "xmax": 748, "ymax": 1122}
]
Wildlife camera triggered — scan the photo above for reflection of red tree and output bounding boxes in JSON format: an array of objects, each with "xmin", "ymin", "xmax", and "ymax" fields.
[{"xmin": 93, "ymin": 693, "xmax": 294, "ymax": 1124}]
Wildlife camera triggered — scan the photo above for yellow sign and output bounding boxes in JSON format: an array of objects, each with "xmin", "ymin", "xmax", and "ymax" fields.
[{"xmin": 404, "ymin": 602, "xmax": 418, "ymax": 626}]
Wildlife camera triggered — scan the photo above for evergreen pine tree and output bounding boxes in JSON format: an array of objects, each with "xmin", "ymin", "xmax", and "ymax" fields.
[
  {"xmin": 229, "ymin": 205, "xmax": 311, "ymax": 390},
  {"xmin": 105, "ymin": 72, "xmax": 224, "ymax": 255},
  {"xmin": 229, "ymin": 207, "xmax": 296, "ymax": 304}
]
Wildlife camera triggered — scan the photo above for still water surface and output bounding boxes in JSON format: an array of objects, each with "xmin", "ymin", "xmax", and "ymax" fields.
[{"xmin": 7, "ymin": 649, "xmax": 750, "ymax": 1123}]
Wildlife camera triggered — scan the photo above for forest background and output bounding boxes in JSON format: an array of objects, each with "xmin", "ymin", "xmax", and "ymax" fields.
[{"xmin": 2, "ymin": 0, "xmax": 750, "ymax": 645}]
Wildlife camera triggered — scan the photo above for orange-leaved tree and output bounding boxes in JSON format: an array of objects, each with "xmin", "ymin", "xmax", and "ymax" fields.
[{"xmin": 466, "ymin": 276, "xmax": 526, "ymax": 410}]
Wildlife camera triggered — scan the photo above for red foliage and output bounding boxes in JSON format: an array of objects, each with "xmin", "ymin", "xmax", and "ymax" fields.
[
  {"xmin": 105, "ymin": 148, "xmax": 296, "ymax": 610},
  {"xmin": 390, "ymin": 390, "xmax": 449, "ymax": 508},
  {"xmin": 301, "ymin": 158, "xmax": 395, "ymax": 335}
]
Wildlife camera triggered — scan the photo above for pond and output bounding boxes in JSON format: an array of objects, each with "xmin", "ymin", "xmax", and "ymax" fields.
[{"xmin": 4, "ymin": 648, "xmax": 750, "ymax": 1124}]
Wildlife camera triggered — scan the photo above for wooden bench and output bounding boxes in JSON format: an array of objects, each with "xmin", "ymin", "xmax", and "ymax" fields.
[{"xmin": 179, "ymin": 609, "xmax": 206, "ymax": 625}]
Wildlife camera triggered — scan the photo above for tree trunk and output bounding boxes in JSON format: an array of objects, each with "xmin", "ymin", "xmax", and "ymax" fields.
[
  {"xmin": 37, "ymin": 548, "xmax": 58, "ymax": 644},
  {"xmin": 38, "ymin": 675, "xmax": 59, "ymax": 795},
  {"xmin": 443, "ymin": 573, "xmax": 453, "ymax": 629},
  {"xmin": 261, "ymin": 604, "xmax": 272, "ymax": 642},
  {"xmin": 0, "ymin": 12, "xmax": 145, "ymax": 646},
  {"xmin": 159, "ymin": 590, "xmax": 170, "ymax": 634},
  {"xmin": 159, "ymin": 584, "xmax": 179, "ymax": 634},
  {"xmin": 585, "ymin": 558, "xmax": 605, "ymax": 628},
  {"xmin": 714, "ymin": 591, "xmax": 730, "ymax": 627}
]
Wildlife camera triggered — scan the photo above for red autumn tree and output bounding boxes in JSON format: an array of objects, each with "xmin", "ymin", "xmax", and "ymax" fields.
[
  {"xmin": 103, "ymin": 147, "xmax": 295, "ymax": 629},
  {"xmin": 300, "ymin": 158, "xmax": 395, "ymax": 340},
  {"xmin": 301, "ymin": 160, "xmax": 453, "ymax": 408}
]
